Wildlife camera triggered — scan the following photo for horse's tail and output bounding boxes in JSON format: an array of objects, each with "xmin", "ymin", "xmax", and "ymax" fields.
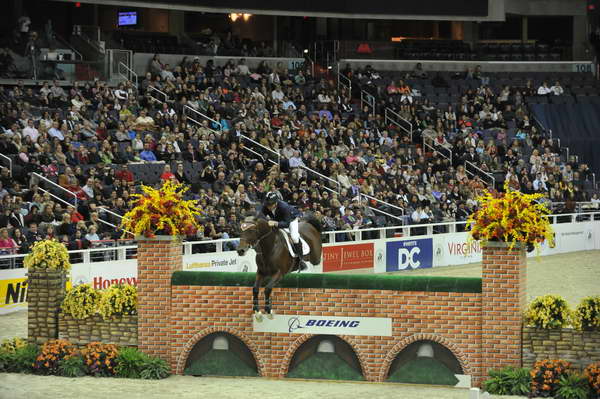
[{"xmin": 302, "ymin": 212, "xmax": 322, "ymax": 233}]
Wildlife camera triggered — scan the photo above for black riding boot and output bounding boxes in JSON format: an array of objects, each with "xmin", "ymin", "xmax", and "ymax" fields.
[{"xmin": 293, "ymin": 242, "xmax": 307, "ymax": 272}]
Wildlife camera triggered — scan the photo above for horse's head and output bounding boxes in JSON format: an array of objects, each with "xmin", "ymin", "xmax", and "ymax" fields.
[{"xmin": 237, "ymin": 217, "xmax": 269, "ymax": 256}]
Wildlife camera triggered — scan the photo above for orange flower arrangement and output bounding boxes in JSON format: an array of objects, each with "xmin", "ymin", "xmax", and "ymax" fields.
[
  {"xmin": 33, "ymin": 339, "xmax": 78, "ymax": 375},
  {"xmin": 121, "ymin": 180, "xmax": 202, "ymax": 238},
  {"xmin": 585, "ymin": 362, "xmax": 600, "ymax": 397},
  {"xmin": 82, "ymin": 342, "xmax": 119, "ymax": 376},
  {"xmin": 530, "ymin": 359, "xmax": 571, "ymax": 397},
  {"xmin": 467, "ymin": 183, "xmax": 554, "ymax": 251}
]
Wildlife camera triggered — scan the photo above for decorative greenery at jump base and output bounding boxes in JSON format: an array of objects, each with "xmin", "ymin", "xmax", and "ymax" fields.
[{"xmin": 172, "ymin": 271, "xmax": 483, "ymax": 293}]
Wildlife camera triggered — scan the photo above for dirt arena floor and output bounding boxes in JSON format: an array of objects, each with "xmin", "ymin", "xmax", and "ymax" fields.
[{"xmin": 1, "ymin": 250, "xmax": 598, "ymax": 399}]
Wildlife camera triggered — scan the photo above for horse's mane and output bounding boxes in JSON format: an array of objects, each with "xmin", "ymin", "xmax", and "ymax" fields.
[{"xmin": 302, "ymin": 212, "xmax": 322, "ymax": 233}]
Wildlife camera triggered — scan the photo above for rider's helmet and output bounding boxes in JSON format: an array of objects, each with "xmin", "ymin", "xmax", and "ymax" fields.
[{"xmin": 265, "ymin": 192, "xmax": 279, "ymax": 206}]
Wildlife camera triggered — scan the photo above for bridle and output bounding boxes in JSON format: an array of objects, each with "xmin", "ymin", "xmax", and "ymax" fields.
[{"xmin": 240, "ymin": 221, "xmax": 275, "ymax": 255}]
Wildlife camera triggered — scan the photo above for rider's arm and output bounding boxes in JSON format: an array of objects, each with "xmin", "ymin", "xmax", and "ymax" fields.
[{"xmin": 276, "ymin": 204, "xmax": 293, "ymax": 229}]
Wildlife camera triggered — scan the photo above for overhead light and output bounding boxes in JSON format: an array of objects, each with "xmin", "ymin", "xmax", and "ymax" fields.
[
  {"xmin": 303, "ymin": 49, "xmax": 309, "ymax": 54},
  {"xmin": 229, "ymin": 13, "xmax": 252, "ymax": 22},
  {"xmin": 327, "ymin": 66, "xmax": 332, "ymax": 70}
]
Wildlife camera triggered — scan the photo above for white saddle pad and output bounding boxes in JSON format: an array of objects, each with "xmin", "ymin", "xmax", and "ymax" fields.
[{"xmin": 280, "ymin": 229, "xmax": 310, "ymax": 258}]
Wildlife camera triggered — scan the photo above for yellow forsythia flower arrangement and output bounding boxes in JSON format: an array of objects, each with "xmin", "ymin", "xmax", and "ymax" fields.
[
  {"xmin": 467, "ymin": 183, "xmax": 554, "ymax": 251},
  {"xmin": 23, "ymin": 239, "xmax": 71, "ymax": 271},
  {"xmin": 572, "ymin": 295, "xmax": 600, "ymax": 331},
  {"xmin": 525, "ymin": 294, "xmax": 572, "ymax": 329},
  {"xmin": 98, "ymin": 284, "xmax": 137, "ymax": 320},
  {"xmin": 0, "ymin": 337, "xmax": 27, "ymax": 353},
  {"xmin": 62, "ymin": 284, "xmax": 102, "ymax": 320},
  {"xmin": 121, "ymin": 180, "xmax": 202, "ymax": 238}
]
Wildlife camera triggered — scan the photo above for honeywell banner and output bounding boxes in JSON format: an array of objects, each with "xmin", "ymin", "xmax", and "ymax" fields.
[{"xmin": 253, "ymin": 314, "xmax": 392, "ymax": 336}]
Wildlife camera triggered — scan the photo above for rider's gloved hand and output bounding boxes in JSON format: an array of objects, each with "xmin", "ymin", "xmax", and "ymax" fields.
[{"xmin": 268, "ymin": 221, "xmax": 278, "ymax": 227}]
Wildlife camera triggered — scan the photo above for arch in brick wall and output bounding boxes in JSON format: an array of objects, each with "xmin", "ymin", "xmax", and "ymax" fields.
[
  {"xmin": 175, "ymin": 327, "xmax": 264, "ymax": 376},
  {"xmin": 279, "ymin": 334, "xmax": 369, "ymax": 379},
  {"xmin": 377, "ymin": 333, "xmax": 472, "ymax": 382}
]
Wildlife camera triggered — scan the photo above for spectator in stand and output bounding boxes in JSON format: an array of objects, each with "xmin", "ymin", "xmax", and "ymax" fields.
[
  {"xmin": 550, "ymin": 81, "xmax": 564, "ymax": 96},
  {"xmin": 537, "ymin": 81, "xmax": 552, "ymax": 96},
  {"xmin": 140, "ymin": 142, "xmax": 157, "ymax": 162},
  {"xmin": 0, "ymin": 227, "xmax": 16, "ymax": 253}
]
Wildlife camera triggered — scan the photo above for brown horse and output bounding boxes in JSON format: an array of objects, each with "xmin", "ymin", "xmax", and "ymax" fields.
[{"xmin": 237, "ymin": 214, "xmax": 322, "ymax": 320}]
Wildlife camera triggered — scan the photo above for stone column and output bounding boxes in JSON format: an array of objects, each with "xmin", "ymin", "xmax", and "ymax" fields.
[
  {"xmin": 480, "ymin": 242, "xmax": 527, "ymax": 383},
  {"xmin": 136, "ymin": 236, "xmax": 182, "ymax": 365},
  {"xmin": 27, "ymin": 270, "xmax": 66, "ymax": 344}
]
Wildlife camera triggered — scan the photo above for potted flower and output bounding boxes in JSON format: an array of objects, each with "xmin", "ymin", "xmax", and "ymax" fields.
[
  {"xmin": 467, "ymin": 184, "xmax": 554, "ymax": 252},
  {"xmin": 121, "ymin": 180, "xmax": 202, "ymax": 239},
  {"xmin": 24, "ymin": 239, "xmax": 71, "ymax": 344}
]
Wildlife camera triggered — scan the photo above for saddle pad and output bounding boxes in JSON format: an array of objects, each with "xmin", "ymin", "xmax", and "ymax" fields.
[{"xmin": 280, "ymin": 229, "xmax": 310, "ymax": 257}]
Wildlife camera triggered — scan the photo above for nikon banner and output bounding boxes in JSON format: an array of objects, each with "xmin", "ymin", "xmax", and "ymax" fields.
[{"xmin": 0, "ymin": 269, "xmax": 28, "ymax": 315}]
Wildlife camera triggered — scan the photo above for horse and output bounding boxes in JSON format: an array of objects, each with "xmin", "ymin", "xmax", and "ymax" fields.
[{"xmin": 237, "ymin": 214, "xmax": 322, "ymax": 321}]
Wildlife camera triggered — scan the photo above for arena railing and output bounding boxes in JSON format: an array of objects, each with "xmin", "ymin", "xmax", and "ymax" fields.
[
  {"xmin": 360, "ymin": 90, "xmax": 376, "ymax": 116},
  {"xmin": 118, "ymin": 61, "xmax": 138, "ymax": 89},
  {"xmin": 384, "ymin": 107, "xmax": 413, "ymax": 142},
  {"xmin": 423, "ymin": 140, "xmax": 452, "ymax": 163},
  {"xmin": 0, "ymin": 154, "xmax": 12, "ymax": 177},
  {"xmin": 147, "ymin": 86, "xmax": 168, "ymax": 104},
  {"xmin": 240, "ymin": 134, "xmax": 281, "ymax": 167},
  {"xmin": 337, "ymin": 72, "xmax": 351, "ymax": 94},
  {"xmin": 3, "ymin": 211, "xmax": 597, "ymax": 270},
  {"xmin": 31, "ymin": 172, "xmax": 78, "ymax": 206},
  {"xmin": 183, "ymin": 105, "xmax": 221, "ymax": 134},
  {"xmin": 464, "ymin": 161, "xmax": 495, "ymax": 188}
]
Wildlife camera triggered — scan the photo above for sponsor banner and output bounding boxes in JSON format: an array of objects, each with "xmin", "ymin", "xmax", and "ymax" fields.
[
  {"xmin": 0, "ymin": 268, "xmax": 27, "ymax": 314},
  {"xmin": 434, "ymin": 233, "xmax": 482, "ymax": 267},
  {"xmin": 184, "ymin": 251, "xmax": 255, "ymax": 272},
  {"xmin": 386, "ymin": 238, "xmax": 433, "ymax": 271},
  {"xmin": 322, "ymin": 243, "xmax": 374, "ymax": 272},
  {"xmin": 71, "ymin": 260, "xmax": 138, "ymax": 289},
  {"xmin": 253, "ymin": 314, "xmax": 392, "ymax": 336}
]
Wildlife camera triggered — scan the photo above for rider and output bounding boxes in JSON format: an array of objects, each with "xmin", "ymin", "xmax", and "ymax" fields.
[{"xmin": 258, "ymin": 191, "xmax": 307, "ymax": 271}]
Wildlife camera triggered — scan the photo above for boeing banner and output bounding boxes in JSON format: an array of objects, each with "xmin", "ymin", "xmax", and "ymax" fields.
[{"xmin": 386, "ymin": 238, "xmax": 433, "ymax": 271}]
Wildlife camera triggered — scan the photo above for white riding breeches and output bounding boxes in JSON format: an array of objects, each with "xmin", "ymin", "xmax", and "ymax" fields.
[{"xmin": 289, "ymin": 219, "xmax": 300, "ymax": 244}]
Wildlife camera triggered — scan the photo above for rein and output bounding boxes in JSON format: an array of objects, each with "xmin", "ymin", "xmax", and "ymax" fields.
[{"xmin": 242, "ymin": 222, "xmax": 276, "ymax": 255}]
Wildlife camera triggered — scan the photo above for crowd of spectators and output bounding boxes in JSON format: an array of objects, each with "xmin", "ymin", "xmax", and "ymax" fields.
[{"xmin": 0, "ymin": 54, "xmax": 599, "ymax": 260}]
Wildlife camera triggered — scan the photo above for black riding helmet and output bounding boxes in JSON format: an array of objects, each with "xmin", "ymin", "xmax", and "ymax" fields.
[{"xmin": 265, "ymin": 192, "xmax": 279, "ymax": 206}]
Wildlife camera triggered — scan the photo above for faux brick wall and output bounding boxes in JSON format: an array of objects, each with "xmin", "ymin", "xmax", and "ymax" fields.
[
  {"xmin": 481, "ymin": 242, "xmax": 527, "ymax": 377},
  {"xmin": 522, "ymin": 327, "xmax": 600, "ymax": 370},
  {"xmin": 170, "ymin": 286, "xmax": 483, "ymax": 382},
  {"xmin": 58, "ymin": 313, "xmax": 138, "ymax": 346},
  {"xmin": 137, "ymin": 237, "xmax": 182, "ymax": 363}
]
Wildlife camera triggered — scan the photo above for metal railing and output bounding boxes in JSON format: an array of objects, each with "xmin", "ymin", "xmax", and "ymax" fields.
[
  {"xmin": 147, "ymin": 86, "xmax": 168, "ymax": 104},
  {"xmin": 385, "ymin": 107, "xmax": 413, "ymax": 142},
  {"xmin": 0, "ymin": 154, "xmax": 12, "ymax": 177},
  {"xmin": 183, "ymin": 105, "xmax": 221, "ymax": 134},
  {"xmin": 2, "ymin": 211, "xmax": 599, "ymax": 269},
  {"xmin": 359, "ymin": 193, "xmax": 405, "ymax": 216},
  {"xmin": 338, "ymin": 72, "xmax": 352, "ymax": 94},
  {"xmin": 31, "ymin": 172, "xmax": 78, "ymax": 206},
  {"xmin": 299, "ymin": 165, "xmax": 341, "ymax": 193},
  {"xmin": 464, "ymin": 161, "xmax": 495, "ymax": 188},
  {"xmin": 423, "ymin": 140, "xmax": 452, "ymax": 163},
  {"xmin": 240, "ymin": 135, "xmax": 281, "ymax": 166},
  {"xmin": 118, "ymin": 61, "xmax": 138, "ymax": 89},
  {"xmin": 361, "ymin": 90, "xmax": 376, "ymax": 116}
]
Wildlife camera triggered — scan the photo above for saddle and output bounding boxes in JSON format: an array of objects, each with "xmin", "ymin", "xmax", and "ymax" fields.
[{"xmin": 279, "ymin": 229, "xmax": 310, "ymax": 258}]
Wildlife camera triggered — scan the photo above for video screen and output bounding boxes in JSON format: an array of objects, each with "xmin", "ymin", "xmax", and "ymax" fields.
[{"xmin": 118, "ymin": 11, "xmax": 137, "ymax": 26}]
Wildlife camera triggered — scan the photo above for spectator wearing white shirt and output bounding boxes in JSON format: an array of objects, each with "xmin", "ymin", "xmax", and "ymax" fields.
[
  {"xmin": 550, "ymin": 81, "xmax": 564, "ymax": 96},
  {"xmin": 533, "ymin": 173, "xmax": 548, "ymax": 192},
  {"xmin": 48, "ymin": 121, "xmax": 64, "ymax": 141},
  {"xmin": 288, "ymin": 151, "xmax": 304, "ymax": 168},
  {"xmin": 537, "ymin": 81, "xmax": 552, "ymax": 96},
  {"xmin": 235, "ymin": 59, "xmax": 250, "ymax": 75},
  {"xmin": 271, "ymin": 85, "xmax": 284, "ymax": 102},
  {"xmin": 22, "ymin": 119, "xmax": 39, "ymax": 142}
]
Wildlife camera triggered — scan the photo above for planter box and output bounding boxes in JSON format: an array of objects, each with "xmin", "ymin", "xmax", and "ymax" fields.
[
  {"xmin": 59, "ymin": 312, "xmax": 138, "ymax": 347},
  {"xmin": 522, "ymin": 326, "xmax": 600, "ymax": 370},
  {"xmin": 27, "ymin": 270, "xmax": 67, "ymax": 344}
]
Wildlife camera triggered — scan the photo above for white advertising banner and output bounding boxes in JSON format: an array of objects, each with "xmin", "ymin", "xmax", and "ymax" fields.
[
  {"xmin": 184, "ymin": 251, "xmax": 257, "ymax": 273},
  {"xmin": 71, "ymin": 260, "xmax": 138, "ymax": 289},
  {"xmin": 253, "ymin": 314, "xmax": 392, "ymax": 336}
]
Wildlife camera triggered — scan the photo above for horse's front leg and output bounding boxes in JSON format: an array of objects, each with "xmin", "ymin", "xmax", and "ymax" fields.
[
  {"xmin": 264, "ymin": 270, "xmax": 282, "ymax": 319},
  {"xmin": 253, "ymin": 274, "xmax": 264, "ymax": 321}
]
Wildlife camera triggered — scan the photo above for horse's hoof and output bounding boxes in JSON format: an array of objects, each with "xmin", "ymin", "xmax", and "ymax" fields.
[
  {"xmin": 266, "ymin": 311, "xmax": 275, "ymax": 320},
  {"xmin": 254, "ymin": 311, "xmax": 263, "ymax": 322}
]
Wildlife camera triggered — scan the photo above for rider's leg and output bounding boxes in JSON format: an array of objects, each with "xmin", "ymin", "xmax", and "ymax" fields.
[{"xmin": 290, "ymin": 219, "xmax": 307, "ymax": 271}]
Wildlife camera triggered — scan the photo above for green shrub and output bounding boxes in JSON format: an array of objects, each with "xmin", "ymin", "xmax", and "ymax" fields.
[
  {"xmin": 555, "ymin": 372, "xmax": 590, "ymax": 399},
  {"xmin": 58, "ymin": 355, "xmax": 86, "ymax": 377},
  {"xmin": 525, "ymin": 294, "xmax": 572, "ymax": 329},
  {"xmin": 0, "ymin": 343, "xmax": 39, "ymax": 373},
  {"xmin": 115, "ymin": 347, "xmax": 147, "ymax": 379},
  {"xmin": 139, "ymin": 356, "xmax": 170, "ymax": 380},
  {"xmin": 483, "ymin": 366, "xmax": 531, "ymax": 396}
]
